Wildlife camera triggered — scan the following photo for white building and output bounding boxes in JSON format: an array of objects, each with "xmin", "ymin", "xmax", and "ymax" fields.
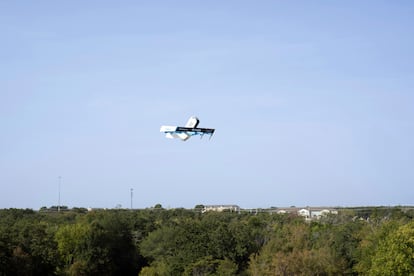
[
  {"xmin": 298, "ymin": 208, "xmax": 311, "ymax": 218},
  {"xmin": 202, "ymin": 205, "xmax": 240, "ymax": 213}
]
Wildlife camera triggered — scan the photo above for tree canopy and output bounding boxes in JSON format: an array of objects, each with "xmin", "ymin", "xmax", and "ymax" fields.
[{"xmin": 0, "ymin": 206, "xmax": 413, "ymax": 275}]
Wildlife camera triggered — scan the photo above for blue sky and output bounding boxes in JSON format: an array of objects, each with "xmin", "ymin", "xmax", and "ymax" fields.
[{"xmin": 1, "ymin": 1, "xmax": 413, "ymax": 209}]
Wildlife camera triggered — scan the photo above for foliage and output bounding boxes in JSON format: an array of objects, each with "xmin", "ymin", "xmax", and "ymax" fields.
[
  {"xmin": 248, "ymin": 221, "xmax": 341, "ymax": 275},
  {"xmin": 0, "ymin": 207, "xmax": 413, "ymax": 275},
  {"xmin": 140, "ymin": 211, "xmax": 268, "ymax": 274},
  {"xmin": 55, "ymin": 211, "xmax": 141, "ymax": 275},
  {"xmin": 368, "ymin": 221, "xmax": 414, "ymax": 275}
]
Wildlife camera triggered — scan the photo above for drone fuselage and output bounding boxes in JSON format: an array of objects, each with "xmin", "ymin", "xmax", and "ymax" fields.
[{"xmin": 160, "ymin": 117, "xmax": 215, "ymax": 141}]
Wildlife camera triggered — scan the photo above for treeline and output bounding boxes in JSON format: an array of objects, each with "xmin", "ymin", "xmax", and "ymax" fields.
[{"xmin": 0, "ymin": 207, "xmax": 413, "ymax": 275}]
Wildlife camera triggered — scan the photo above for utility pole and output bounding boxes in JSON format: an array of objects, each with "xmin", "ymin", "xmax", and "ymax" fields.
[
  {"xmin": 130, "ymin": 188, "xmax": 133, "ymax": 209},
  {"xmin": 58, "ymin": 176, "xmax": 61, "ymax": 212}
]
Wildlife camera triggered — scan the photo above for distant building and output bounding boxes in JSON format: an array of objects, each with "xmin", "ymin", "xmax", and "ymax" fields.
[
  {"xmin": 202, "ymin": 205, "xmax": 240, "ymax": 213},
  {"xmin": 297, "ymin": 208, "xmax": 338, "ymax": 220},
  {"xmin": 298, "ymin": 208, "xmax": 311, "ymax": 219}
]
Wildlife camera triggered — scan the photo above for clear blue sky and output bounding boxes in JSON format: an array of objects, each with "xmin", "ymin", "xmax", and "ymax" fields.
[{"xmin": 1, "ymin": 1, "xmax": 413, "ymax": 209}]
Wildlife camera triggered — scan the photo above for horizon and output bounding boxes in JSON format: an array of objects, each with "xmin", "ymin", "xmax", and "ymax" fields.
[{"xmin": 9, "ymin": 204, "xmax": 414, "ymax": 212}]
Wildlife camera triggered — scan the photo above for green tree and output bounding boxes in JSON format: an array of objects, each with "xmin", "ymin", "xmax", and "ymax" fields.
[
  {"xmin": 368, "ymin": 221, "xmax": 414, "ymax": 275},
  {"xmin": 248, "ymin": 220, "xmax": 341, "ymax": 275},
  {"xmin": 0, "ymin": 209, "xmax": 60, "ymax": 275},
  {"xmin": 354, "ymin": 220, "xmax": 402, "ymax": 274},
  {"xmin": 55, "ymin": 212, "xmax": 140, "ymax": 275},
  {"xmin": 55, "ymin": 222, "xmax": 91, "ymax": 274}
]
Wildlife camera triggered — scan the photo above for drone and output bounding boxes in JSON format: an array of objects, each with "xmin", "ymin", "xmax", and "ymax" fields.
[{"xmin": 160, "ymin": 116, "xmax": 215, "ymax": 141}]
